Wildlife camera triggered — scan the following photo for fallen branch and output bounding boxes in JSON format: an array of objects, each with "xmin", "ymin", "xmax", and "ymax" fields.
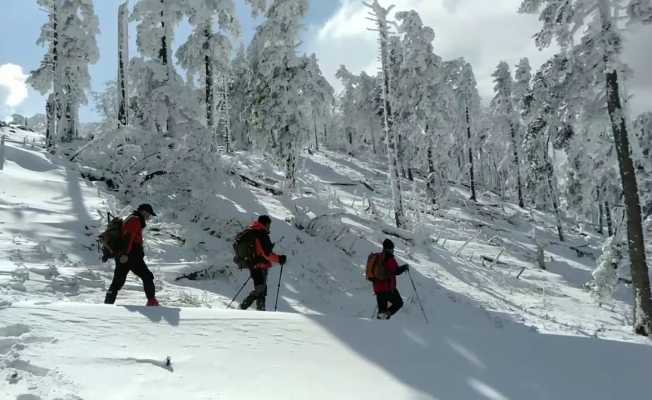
[
  {"xmin": 229, "ymin": 170, "xmax": 283, "ymax": 195},
  {"xmin": 140, "ymin": 170, "xmax": 167, "ymax": 185}
]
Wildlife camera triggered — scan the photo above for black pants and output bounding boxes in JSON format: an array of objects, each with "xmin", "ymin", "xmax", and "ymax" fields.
[
  {"xmin": 376, "ymin": 289, "xmax": 404, "ymax": 317},
  {"xmin": 240, "ymin": 267, "xmax": 268, "ymax": 311},
  {"xmin": 104, "ymin": 251, "xmax": 155, "ymax": 304}
]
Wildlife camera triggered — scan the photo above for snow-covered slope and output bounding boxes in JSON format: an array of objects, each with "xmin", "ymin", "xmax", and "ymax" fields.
[{"xmin": 1, "ymin": 130, "xmax": 651, "ymax": 399}]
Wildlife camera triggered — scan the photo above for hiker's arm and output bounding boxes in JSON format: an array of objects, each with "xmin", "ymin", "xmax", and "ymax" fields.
[
  {"xmin": 255, "ymin": 238, "xmax": 280, "ymax": 264},
  {"xmin": 396, "ymin": 264, "xmax": 409, "ymax": 275}
]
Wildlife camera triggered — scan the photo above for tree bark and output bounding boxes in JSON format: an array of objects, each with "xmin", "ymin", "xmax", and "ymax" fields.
[
  {"xmin": 605, "ymin": 59, "xmax": 652, "ymax": 336},
  {"xmin": 204, "ymin": 25, "xmax": 214, "ymax": 130},
  {"xmin": 605, "ymin": 201, "xmax": 613, "ymax": 237},
  {"xmin": 117, "ymin": 1, "xmax": 129, "ymax": 128},
  {"xmin": 509, "ymin": 121, "xmax": 525, "ymax": 208},
  {"xmin": 466, "ymin": 105, "xmax": 477, "ymax": 201},
  {"xmin": 598, "ymin": 187, "xmax": 604, "ymax": 235}
]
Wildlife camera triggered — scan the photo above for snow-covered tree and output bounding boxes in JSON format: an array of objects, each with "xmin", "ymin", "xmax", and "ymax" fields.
[
  {"xmin": 130, "ymin": 0, "xmax": 185, "ymax": 135},
  {"xmin": 491, "ymin": 61, "xmax": 525, "ymax": 208},
  {"xmin": 633, "ymin": 112, "xmax": 652, "ymax": 222},
  {"xmin": 28, "ymin": 0, "xmax": 99, "ymax": 144},
  {"xmin": 365, "ymin": 0, "xmax": 406, "ymax": 228},
  {"xmin": 520, "ymin": 0, "xmax": 652, "ymax": 336},
  {"xmin": 118, "ymin": 1, "xmax": 129, "ymax": 128},
  {"xmin": 247, "ymin": 0, "xmax": 311, "ymax": 188},
  {"xmin": 445, "ymin": 59, "xmax": 480, "ymax": 201},
  {"xmin": 176, "ymin": 0, "xmax": 240, "ymax": 132},
  {"xmin": 589, "ymin": 236, "xmax": 623, "ymax": 304}
]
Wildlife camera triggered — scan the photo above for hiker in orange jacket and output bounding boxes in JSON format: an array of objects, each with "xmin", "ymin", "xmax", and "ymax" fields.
[
  {"xmin": 374, "ymin": 239, "xmax": 409, "ymax": 319},
  {"xmin": 239, "ymin": 215, "xmax": 287, "ymax": 311},
  {"xmin": 104, "ymin": 204, "xmax": 159, "ymax": 306}
]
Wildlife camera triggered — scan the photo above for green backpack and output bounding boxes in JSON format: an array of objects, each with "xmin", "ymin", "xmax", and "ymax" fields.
[{"xmin": 232, "ymin": 229, "xmax": 259, "ymax": 269}]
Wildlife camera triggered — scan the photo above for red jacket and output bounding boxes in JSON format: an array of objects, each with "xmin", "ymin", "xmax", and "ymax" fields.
[
  {"xmin": 123, "ymin": 214, "xmax": 144, "ymax": 254},
  {"xmin": 373, "ymin": 255, "xmax": 400, "ymax": 294},
  {"xmin": 249, "ymin": 222, "xmax": 281, "ymax": 270}
]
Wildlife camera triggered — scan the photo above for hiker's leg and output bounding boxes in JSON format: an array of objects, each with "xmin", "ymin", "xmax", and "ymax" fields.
[
  {"xmin": 240, "ymin": 268, "xmax": 264, "ymax": 310},
  {"xmin": 130, "ymin": 255, "xmax": 156, "ymax": 300},
  {"xmin": 376, "ymin": 292, "xmax": 390, "ymax": 318},
  {"xmin": 387, "ymin": 289, "xmax": 404, "ymax": 316},
  {"xmin": 256, "ymin": 269, "xmax": 268, "ymax": 311},
  {"xmin": 105, "ymin": 259, "xmax": 129, "ymax": 304}
]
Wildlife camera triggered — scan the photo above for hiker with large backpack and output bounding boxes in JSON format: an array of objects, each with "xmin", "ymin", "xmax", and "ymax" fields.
[
  {"xmin": 234, "ymin": 215, "xmax": 287, "ymax": 311},
  {"xmin": 366, "ymin": 239, "xmax": 409, "ymax": 320},
  {"xmin": 103, "ymin": 204, "xmax": 160, "ymax": 306}
]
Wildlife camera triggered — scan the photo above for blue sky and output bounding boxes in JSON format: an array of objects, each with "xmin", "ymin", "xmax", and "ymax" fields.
[
  {"xmin": 0, "ymin": 0, "xmax": 339, "ymax": 122},
  {"xmin": 1, "ymin": 1, "xmax": 650, "ymax": 123}
]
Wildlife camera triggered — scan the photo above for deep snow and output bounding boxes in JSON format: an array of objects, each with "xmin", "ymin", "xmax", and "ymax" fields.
[{"xmin": 1, "ymin": 127, "xmax": 651, "ymax": 399}]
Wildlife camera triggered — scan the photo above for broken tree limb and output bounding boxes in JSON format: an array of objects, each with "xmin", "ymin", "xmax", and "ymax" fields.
[{"xmin": 228, "ymin": 169, "xmax": 283, "ymax": 195}]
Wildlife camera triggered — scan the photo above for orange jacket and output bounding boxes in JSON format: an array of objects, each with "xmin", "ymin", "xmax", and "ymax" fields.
[{"xmin": 249, "ymin": 222, "xmax": 281, "ymax": 269}]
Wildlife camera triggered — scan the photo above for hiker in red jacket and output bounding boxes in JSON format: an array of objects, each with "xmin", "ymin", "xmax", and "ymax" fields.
[
  {"xmin": 104, "ymin": 204, "xmax": 159, "ymax": 306},
  {"xmin": 374, "ymin": 239, "xmax": 409, "ymax": 320},
  {"xmin": 239, "ymin": 215, "xmax": 287, "ymax": 311}
]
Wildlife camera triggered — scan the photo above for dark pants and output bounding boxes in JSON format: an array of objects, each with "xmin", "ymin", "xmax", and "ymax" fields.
[
  {"xmin": 376, "ymin": 289, "xmax": 404, "ymax": 318},
  {"xmin": 104, "ymin": 250, "xmax": 155, "ymax": 304},
  {"xmin": 240, "ymin": 267, "xmax": 268, "ymax": 311}
]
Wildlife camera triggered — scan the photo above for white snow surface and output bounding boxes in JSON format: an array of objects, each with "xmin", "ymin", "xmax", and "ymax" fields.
[{"xmin": 1, "ymin": 128, "xmax": 651, "ymax": 399}]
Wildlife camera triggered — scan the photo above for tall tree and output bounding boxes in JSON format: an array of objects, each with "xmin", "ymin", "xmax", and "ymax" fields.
[
  {"xmin": 366, "ymin": 0, "xmax": 406, "ymax": 228},
  {"xmin": 29, "ymin": 0, "xmax": 99, "ymax": 144},
  {"xmin": 520, "ymin": 0, "xmax": 652, "ymax": 336},
  {"xmin": 491, "ymin": 61, "xmax": 525, "ymax": 208},
  {"xmin": 248, "ymin": 0, "xmax": 311, "ymax": 188},
  {"xmin": 177, "ymin": 0, "xmax": 240, "ymax": 133},
  {"xmin": 131, "ymin": 0, "xmax": 185, "ymax": 135},
  {"xmin": 117, "ymin": 1, "xmax": 129, "ymax": 128}
]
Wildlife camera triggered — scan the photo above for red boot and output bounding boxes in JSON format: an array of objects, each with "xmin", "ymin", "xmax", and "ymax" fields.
[{"xmin": 146, "ymin": 298, "xmax": 160, "ymax": 307}]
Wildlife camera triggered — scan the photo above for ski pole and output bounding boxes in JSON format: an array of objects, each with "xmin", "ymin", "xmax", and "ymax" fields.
[
  {"xmin": 407, "ymin": 268, "xmax": 429, "ymax": 324},
  {"xmin": 227, "ymin": 276, "xmax": 251, "ymax": 309},
  {"xmin": 274, "ymin": 263, "xmax": 285, "ymax": 311}
]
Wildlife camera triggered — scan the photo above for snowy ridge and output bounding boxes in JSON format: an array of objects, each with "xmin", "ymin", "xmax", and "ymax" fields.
[{"xmin": 1, "ymin": 128, "xmax": 651, "ymax": 399}]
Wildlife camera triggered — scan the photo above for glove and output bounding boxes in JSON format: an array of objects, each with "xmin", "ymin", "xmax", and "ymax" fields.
[
  {"xmin": 279, "ymin": 255, "xmax": 287, "ymax": 266},
  {"xmin": 119, "ymin": 254, "xmax": 129, "ymax": 264}
]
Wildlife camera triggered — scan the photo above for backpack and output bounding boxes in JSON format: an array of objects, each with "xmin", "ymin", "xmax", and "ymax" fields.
[
  {"xmin": 232, "ymin": 229, "xmax": 259, "ymax": 269},
  {"xmin": 366, "ymin": 252, "xmax": 388, "ymax": 281},
  {"xmin": 98, "ymin": 215, "xmax": 128, "ymax": 262}
]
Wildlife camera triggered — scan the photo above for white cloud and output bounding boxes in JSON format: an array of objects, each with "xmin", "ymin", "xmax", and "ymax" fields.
[
  {"xmin": 306, "ymin": 0, "xmax": 652, "ymax": 114},
  {"xmin": 0, "ymin": 63, "xmax": 28, "ymax": 108}
]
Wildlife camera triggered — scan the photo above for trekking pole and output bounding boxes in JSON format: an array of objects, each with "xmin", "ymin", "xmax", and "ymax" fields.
[
  {"xmin": 227, "ymin": 276, "xmax": 251, "ymax": 309},
  {"xmin": 274, "ymin": 263, "xmax": 285, "ymax": 311},
  {"xmin": 407, "ymin": 269, "xmax": 429, "ymax": 324}
]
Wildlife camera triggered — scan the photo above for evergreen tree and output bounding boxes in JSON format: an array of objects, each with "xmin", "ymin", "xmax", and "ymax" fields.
[
  {"xmin": 520, "ymin": 0, "xmax": 652, "ymax": 336},
  {"xmin": 491, "ymin": 61, "xmax": 525, "ymax": 208},
  {"xmin": 247, "ymin": 0, "xmax": 311, "ymax": 189}
]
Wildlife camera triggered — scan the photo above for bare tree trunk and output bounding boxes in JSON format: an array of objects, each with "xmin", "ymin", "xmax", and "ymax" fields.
[
  {"xmin": 204, "ymin": 25, "xmax": 214, "ymax": 130},
  {"xmin": 546, "ymin": 169, "xmax": 564, "ymax": 242},
  {"xmin": 117, "ymin": 1, "xmax": 129, "ymax": 128},
  {"xmin": 46, "ymin": 94, "xmax": 55, "ymax": 149},
  {"xmin": 598, "ymin": 187, "xmax": 604, "ymax": 235},
  {"xmin": 313, "ymin": 112, "xmax": 319, "ymax": 152},
  {"xmin": 509, "ymin": 121, "xmax": 525, "ymax": 208},
  {"xmin": 605, "ymin": 201, "xmax": 613, "ymax": 237},
  {"xmin": 466, "ymin": 105, "xmax": 477, "ymax": 201}
]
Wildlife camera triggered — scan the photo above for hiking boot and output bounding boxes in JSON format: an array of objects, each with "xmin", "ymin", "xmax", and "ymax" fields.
[
  {"xmin": 104, "ymin": 291, "xmax": 117, "ymax": 305},
  {"xmin": 240, "ymin": 294, "xmax": 255, "ymax": 310},
  {"xmin": 377, "ymin": 312, "xmax": 390, "ymax": 320},
  {"xmin": 256, "ymin": 298, "xmax": 266, "ymax": 311},
  {"xmin": 146, "ymin": 298, "xmax": 160, "ymax": 307}
]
